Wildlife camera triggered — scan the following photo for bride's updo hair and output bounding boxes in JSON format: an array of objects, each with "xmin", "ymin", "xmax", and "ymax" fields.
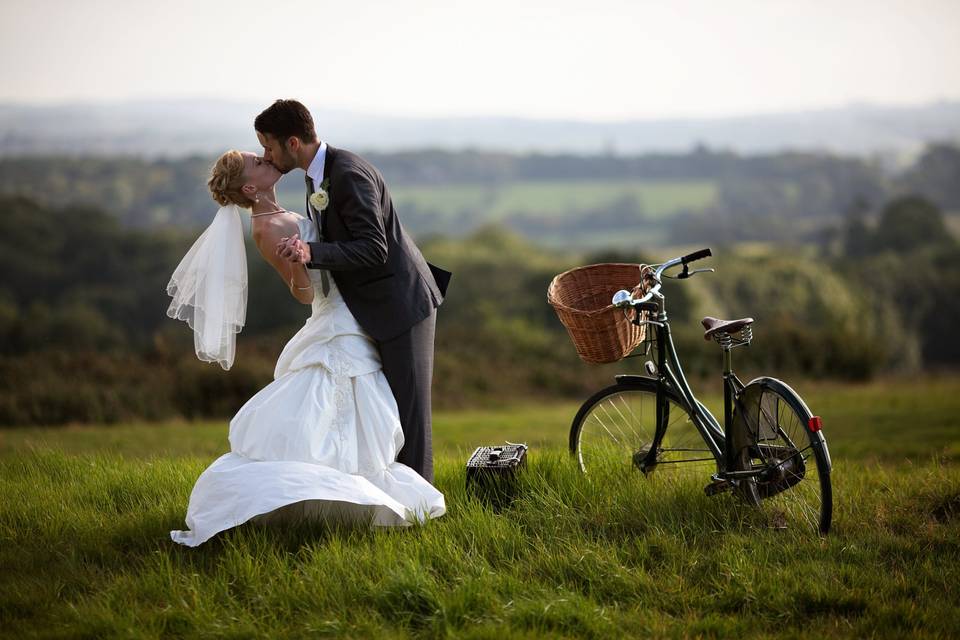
[{"xmin": 208, "ymin": 150, "xmax": 253, "ymax": 208}]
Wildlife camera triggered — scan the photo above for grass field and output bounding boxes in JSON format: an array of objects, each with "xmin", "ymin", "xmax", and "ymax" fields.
[
  {"xmin": 943, "ymin": 212, "xmax": 960, "ymax": 239},
  {"xmin": 2, "ymin": 377, "xmax": 959, "ymax": 638},
  {"xmin": 389, "ymin": 179, "xmax": 718, "ymax": 221},
  {"xmin": 273, "ymin": 177, "xmax": 717, "ymax": 250}
]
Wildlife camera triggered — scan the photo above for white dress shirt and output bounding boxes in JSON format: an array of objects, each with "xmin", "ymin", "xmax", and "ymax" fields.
[{"xmin": 306, "ymin": 141, "xmax": 328, "ymax": 208}]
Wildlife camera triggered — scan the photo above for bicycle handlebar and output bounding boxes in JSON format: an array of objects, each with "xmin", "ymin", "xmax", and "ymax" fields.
[
  {"xmin": 612, "ymin": 248, "xmax": 713, "ymax": 310},
  {"xmin": 681, "ymin": 247, "xmax": 712, "ymax": 265}
]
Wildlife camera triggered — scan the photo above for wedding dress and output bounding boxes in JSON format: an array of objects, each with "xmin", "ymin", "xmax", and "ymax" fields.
[{"xmin": 170, "ymin": 215, "xmax": 445, "ymax": 547}]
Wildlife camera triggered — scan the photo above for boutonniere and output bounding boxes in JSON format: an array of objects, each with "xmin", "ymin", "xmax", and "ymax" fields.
[{"xmin": 309, "ymin": 178, "xmax": 331, "ymax": 211}]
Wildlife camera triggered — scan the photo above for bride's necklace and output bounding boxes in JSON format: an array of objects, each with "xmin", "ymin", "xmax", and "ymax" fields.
[{"xmin": 251, "ymin": 208, "xmax": 286, "ymax": 218}]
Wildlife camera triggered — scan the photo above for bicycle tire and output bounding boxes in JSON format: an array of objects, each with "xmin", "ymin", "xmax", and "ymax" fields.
[
  {"xmin": 569, "ymin": 378, "xmax": 716, "ymax": 484},
  {"xmin": 731, "ymin": 377, "xmax": 833, "ymax": 535}
]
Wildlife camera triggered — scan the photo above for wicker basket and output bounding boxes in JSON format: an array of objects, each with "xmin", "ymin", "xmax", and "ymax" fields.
[{"xmin": 548, "ymin": 263, "xmax": 647, "ymax": 364}]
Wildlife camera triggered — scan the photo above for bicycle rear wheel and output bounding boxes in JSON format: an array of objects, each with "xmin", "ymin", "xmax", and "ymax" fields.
[
  {"xmin": 569, "ymin": 378, "xmax": 716, "ymax": 485},
  {"xmin": 732, "ymin": 378, "xmax": 833, "ymax": 534}
]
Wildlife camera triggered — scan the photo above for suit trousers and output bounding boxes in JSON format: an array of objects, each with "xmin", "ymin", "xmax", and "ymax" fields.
[{"xmin": 377, "ymin": 308, "xmax": 437, "ymax": 483}]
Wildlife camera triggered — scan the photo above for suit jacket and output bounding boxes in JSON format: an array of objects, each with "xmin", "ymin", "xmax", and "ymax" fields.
[{"xmin": 305, "ymin": 145, "xmax": 450, "ymax": 342}]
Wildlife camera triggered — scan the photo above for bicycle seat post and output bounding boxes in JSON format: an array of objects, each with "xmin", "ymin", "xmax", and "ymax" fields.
[
  {"xmin": 701, "ymin": 318, "xmax": 754, "ymax": 380},
  {"xmin": 722, "ymin": 339, "xmax": 735, "ymax": 378},
  {"xmin": 714, "ymin": 327, "xmax": 753, "ymax": 377}
]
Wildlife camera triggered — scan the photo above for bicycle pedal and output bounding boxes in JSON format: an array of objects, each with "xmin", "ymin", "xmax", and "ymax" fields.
[
  {"xmin": 644, "ymin": 360, "xmax": 657, "ymax": 376},
  {"xmin": 704, "ymin": 478, "xmax": 733, "ymax": 496}
]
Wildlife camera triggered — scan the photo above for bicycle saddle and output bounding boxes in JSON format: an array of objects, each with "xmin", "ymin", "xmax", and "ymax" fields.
[{"xmin": 701, "ymin": 316, "xmax": 754, "ymax": 341}]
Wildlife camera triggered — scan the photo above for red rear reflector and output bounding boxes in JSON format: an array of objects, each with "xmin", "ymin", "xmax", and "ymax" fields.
[{"xmin": 808, "ymin": 416, "xmax": 823, "ymax": 432}]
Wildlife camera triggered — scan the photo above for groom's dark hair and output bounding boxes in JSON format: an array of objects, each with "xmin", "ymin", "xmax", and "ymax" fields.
[{"xmin": 255, "ymin": 99, "xmax": 318, "ymax": 144}]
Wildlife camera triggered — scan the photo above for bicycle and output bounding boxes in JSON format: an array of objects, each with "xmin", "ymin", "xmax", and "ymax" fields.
[{"xmin": 568, "ymin": 248, "xmax": 833, "ymax": 534}]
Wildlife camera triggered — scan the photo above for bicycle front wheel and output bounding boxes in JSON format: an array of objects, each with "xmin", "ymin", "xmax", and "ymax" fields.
[
  {"xmin": 569, "ymin": 378, "xmax": 717, "ymax": 485},
  {"xmin": 732, "ymin": 378, "xmax": 833, "ymax": 535}
]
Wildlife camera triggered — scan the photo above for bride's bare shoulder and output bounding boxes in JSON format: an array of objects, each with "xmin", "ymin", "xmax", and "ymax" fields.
[{"xmin": 252, "ymin": 211, "xmax": 305, "ymax": 246}]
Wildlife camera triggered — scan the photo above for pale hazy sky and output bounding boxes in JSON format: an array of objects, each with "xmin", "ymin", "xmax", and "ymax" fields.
[{"xmin": 2, "ymin": 0, "xmax": 958, "ymax": 120}]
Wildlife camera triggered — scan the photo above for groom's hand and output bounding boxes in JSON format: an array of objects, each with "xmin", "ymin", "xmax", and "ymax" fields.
[{"xmin": 276, "ymin": 234, "xmax": 311, "ymax": 264}]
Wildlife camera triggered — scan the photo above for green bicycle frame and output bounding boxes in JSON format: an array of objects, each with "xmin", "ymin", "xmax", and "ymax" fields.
[{"xmin": 634, "ymin": 307, "xmax": 746, "ymax": 478}]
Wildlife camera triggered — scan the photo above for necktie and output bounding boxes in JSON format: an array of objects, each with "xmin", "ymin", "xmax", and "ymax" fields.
[{"xmin": 304, "ymin": 175, "xmax": 330, "ymax": 296}]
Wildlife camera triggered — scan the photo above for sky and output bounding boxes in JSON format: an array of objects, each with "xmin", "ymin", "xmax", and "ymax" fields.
[{"xmin": 1, "ymin": 0, "xmax": 959, "ymax": 121}]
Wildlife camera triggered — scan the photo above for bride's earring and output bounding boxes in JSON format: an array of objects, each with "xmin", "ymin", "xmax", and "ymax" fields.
[{"xmin": 255, "ymin": 192, "xmax": 260, "ymax": 204}]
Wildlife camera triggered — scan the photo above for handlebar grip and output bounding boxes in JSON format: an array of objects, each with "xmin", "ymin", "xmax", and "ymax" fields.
[{"xmin": 681, "ymin": 248, "xmax": 712, "ymax": 265}]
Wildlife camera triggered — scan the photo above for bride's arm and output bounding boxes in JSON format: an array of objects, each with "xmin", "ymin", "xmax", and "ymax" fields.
[{"xmin": 253, "ymin": 217, "xmax": 315, "ymax": 305}]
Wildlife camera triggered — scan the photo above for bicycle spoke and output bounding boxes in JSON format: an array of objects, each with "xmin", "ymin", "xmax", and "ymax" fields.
[
  {"xmin": 738, "ymin": 383, "xmax": 829, "ymax": 534},
  {"xmin": 599, "ymin": 401, "xmax": 635, "ymax": 449},
  {"xmin": 614, "ymin": 394, "xmax": 646, "ymax": 444},
  {"xmin": 588, "ymin": 411, "xmax": 624, "ymax": 447},
  {"xmin": 574, "ymin": 386, "xmax": 714, "ymax": 484}
]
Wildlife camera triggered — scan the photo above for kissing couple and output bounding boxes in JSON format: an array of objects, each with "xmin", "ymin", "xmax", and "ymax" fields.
[{"xmin": 167, "ymin": 99, "xmax": 451, "ymax": 546}]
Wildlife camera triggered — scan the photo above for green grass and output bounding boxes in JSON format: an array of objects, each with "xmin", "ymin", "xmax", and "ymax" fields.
[
  {"xmin": 6, "ymin": 377, "xmax": 955, "ymax": 464},
  {"xmin": 389, "ymin": 179, "xmax": 718, "ymax": 220},
  {"xmin": 2, "ymin": 377, "xmax": 959, "ymax": 638},
  {"xmin": 943, "ymin": 212, "xmax": 960, "ymax": 239},
  {"xmin": 274, "ymin": 178, "xmax": 717, "ymax": 249}
]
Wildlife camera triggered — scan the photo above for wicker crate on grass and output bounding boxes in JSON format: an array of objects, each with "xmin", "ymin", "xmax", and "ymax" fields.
[{"xmin": 547, "ymin": 263, "xmax": 648, "ymax": 364}]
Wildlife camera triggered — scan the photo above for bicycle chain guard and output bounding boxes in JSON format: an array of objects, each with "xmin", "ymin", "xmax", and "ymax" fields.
[{"xmin": 730, "ymin": 382, "xmax": 807, "ymax": 499}]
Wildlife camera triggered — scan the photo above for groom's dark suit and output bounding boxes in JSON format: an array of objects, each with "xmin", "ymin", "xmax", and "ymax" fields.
[{"xmin": 304, "ymin": 145, "xmax": 449, "ymax": 483}]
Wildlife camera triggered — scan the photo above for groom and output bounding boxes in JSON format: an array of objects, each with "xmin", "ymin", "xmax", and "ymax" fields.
[{"xmin": 256, "ymin": 99, "xmax": 449, "ymax": 483}]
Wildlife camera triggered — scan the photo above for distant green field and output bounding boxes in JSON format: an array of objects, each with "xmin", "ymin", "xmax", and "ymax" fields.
[
  {"xmin": 945, "ymin": 212, "xmax": 960, "ymax": 238},
  {"xmin": 390, "ymin": 179, "xmax": 718, "ymax": 220},
  {"xmin": 273, "ymin": 178, "xmax": 717, "ymax": 249}
]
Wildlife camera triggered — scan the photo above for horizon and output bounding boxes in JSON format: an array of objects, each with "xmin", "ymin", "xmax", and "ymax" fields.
[
  {"xmin": 2, "ymin": 95, "xmax": 958, "ymax": 124},
  {"xmin": 2, "ymin": 0, "xmax": 958, "ymax": 122},
  {"xmin": 2, "ymin": 97, "xmax": 958, "ymax": 158}
]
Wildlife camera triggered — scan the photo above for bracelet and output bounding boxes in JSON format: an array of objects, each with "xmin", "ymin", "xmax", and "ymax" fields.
[{"xmin": 289, "ymin": 277, "xmax": 313, "ymax": 292}]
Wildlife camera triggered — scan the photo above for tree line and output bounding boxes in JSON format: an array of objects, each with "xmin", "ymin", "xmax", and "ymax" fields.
[
  {"xmin": 0, "ymin": 144, "xmax": 957, "ymax": 244},
  {"xmin": 0, "ymin": 191, "xmax": 957, "ymax": 426}
]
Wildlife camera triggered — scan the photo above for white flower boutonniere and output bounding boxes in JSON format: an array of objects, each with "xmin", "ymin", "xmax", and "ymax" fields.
[{"xmin": 309, "ymin": 188, "xmax": 329, "ymax": 212}]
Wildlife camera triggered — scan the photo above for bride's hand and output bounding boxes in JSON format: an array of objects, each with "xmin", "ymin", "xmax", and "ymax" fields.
[
  {"xmin": 276, "ymin": 235, "xmax": 298, "ymax": 261},
  {"xmin": 276, "ymin": 234, "xmax": 311, "ymax": 264}
]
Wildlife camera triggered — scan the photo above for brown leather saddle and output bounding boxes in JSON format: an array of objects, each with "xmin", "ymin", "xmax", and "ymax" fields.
[{"xmin": 701, "ymin": 316, "xmax": 754, "ymax": 341}]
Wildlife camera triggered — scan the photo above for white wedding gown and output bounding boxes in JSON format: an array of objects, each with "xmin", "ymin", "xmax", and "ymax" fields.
[{"xmin": 170, "ymin": 215, "xmax": 445, "ymax": 547}]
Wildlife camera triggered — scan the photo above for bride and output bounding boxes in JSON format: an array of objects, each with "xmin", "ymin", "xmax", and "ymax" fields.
[{"xmin": 167, "ymin": 150, "xmax": 445, "ymax": 547}]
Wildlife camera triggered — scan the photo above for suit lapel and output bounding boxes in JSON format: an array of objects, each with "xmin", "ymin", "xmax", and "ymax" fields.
[{"xmin": 320, "ymin": 145, "xmax": 336, "ymax": 237}]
